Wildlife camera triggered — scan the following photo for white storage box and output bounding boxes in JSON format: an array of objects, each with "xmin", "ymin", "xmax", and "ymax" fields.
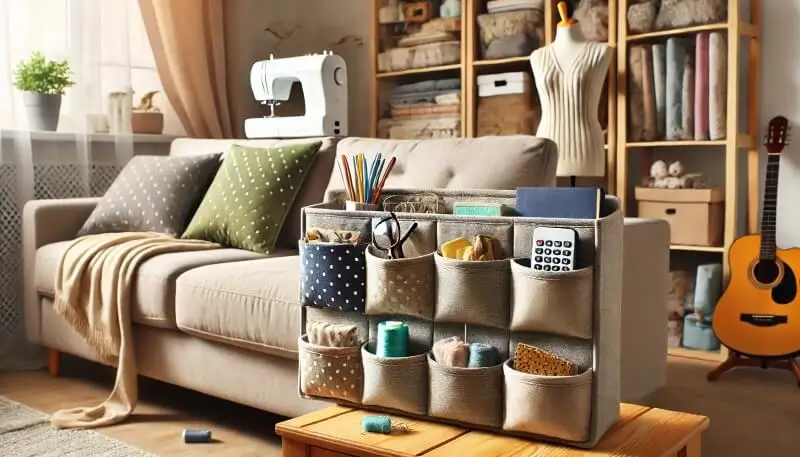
[{"xmin": 478, "ymin": 72, "xmax": 531, "ymax": 97}]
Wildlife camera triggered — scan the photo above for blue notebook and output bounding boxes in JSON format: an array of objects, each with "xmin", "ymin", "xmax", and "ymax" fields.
[{"xmin": 515, "ymin": 187, "xmax": 605, "ymax": 219}]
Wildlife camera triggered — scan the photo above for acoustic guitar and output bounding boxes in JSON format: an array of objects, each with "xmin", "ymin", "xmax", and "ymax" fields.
[{"xmin": 712, "ymin": 115, "xmax": 800, "ymax": 358}]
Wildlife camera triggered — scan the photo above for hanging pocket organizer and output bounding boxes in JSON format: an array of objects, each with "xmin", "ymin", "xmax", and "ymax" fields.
[
  {"xmin": 299, "ymin": 189, "xmax": 624, "ymax": 449},
  {"xmin": 361, "ymin": 345, "xmax": 429, "ymax": 415},
  {"xmin": 299, "ymin": 241, "xmax": 368, "ymax": 313},
  {"xmin": 502, "ymin": 360, "xmax": 593, "ymax": 443},
  {"xmin": 427, "ymin": 353, "xmax": 504, "ymax": 428},
  {"xmin": 433, "ymin": 253, "xmax": 510, "ymax": 328},
  {"xmin": 298, "ymin": 335, "xmax": 363, "ymax": 404},
  {"xmin": 510, "ymin": 259, "xmax": 594, "ymax": 339},
  {"xmin": 365, "ymin": 246, "xmax": 436, "ymax": 319}
]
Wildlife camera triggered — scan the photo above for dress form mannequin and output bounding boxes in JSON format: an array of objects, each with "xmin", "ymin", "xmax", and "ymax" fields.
[{"xmin": 530, "ymin": 2, "xmax": 611, "ymax": 182}]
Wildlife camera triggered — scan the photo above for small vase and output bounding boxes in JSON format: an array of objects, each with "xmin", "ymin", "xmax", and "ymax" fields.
[
  {"xmin": 440, "ymin": 0, "xmax": 461, "ymax": 18},
  {"xmin": 22, "ymin": 92, "xmax": 61, "ymax": 132}
]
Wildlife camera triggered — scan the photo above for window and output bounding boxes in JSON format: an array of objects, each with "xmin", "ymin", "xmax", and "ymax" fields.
[{"xmin": 0, "ymin": 0, "xmax": 182, "ymax": 135}]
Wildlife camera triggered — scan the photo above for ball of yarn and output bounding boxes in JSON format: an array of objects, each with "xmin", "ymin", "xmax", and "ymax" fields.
[{"xmin": 432, "ymin": 336, "xmax": 469, "ymax": 367}]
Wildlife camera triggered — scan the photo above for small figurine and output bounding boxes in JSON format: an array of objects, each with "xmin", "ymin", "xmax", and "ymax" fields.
[
  {"xmin": 133, "ymin": 90, "xmax": 161, "ymax": 113},
  {"xmin": 643, "ymin": 160, "xmax": 706, "ymax": 189}
]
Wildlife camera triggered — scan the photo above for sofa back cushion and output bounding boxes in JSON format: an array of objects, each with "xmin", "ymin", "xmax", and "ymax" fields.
[
  {"xmin": 323, "ymin": 136, "xmax": 558, "ymax": 198},
  {"xmin": 168, "ymin": 137, "xmax": 339, "ymax": 249}
]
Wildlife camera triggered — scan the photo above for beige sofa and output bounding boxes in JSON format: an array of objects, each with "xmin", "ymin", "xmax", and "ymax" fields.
[{"xmin": 22, "ymin": 135, "xmax": 669, "ymax": 420}]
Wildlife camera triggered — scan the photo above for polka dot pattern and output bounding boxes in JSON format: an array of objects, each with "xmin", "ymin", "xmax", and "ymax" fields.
[
  {"xmin": 78, "ymin": 153, "xmax": 223, "ymax": 237},
  {"xmin": 299, "ymin": 242, "xmax": 367, "ymax": 313},
  {"xmin": 300, "ymin": 347, "xmax": 363, "ymax": 403},
  {"xmin": 181, "ymin": 142, "xmax": 322, "ymax": 254}
]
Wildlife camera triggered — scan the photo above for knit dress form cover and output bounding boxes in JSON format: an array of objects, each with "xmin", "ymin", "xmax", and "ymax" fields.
[{"xmin": 530, "ymin": 36, "xmax": 611, "ymax": 177}]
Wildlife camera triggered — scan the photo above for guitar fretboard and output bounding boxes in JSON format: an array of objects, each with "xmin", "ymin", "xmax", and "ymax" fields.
[{"xmin": 759, "ymin": 154, "xmax": 781, "ymax": 260}]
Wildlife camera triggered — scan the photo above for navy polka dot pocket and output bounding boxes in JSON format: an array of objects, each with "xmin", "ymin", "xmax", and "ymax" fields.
[{"xmin": 299, "ymin": 241, "xmax": 368, "ymax": 313}]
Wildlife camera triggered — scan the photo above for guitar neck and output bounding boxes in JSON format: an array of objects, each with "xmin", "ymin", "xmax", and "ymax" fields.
[{"xmin": 760, "ymin": 153, "xmax": 781, "ymax": 260}]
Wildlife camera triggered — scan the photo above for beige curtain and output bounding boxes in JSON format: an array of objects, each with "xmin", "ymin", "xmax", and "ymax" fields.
[{"xmin": 138, "ymin": 0, "xmax": 235, "ymax": 139}]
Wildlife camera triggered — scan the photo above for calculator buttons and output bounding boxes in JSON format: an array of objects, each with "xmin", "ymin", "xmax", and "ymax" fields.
[
  {"xmin": 564, "ymin": 241, "xmax": 572, "ymax": 248},
  {"xmin": 535, "ymin": 248, "xmax": 543, "ymax": 254},
  {"xmin": 536, "ymin": 240, "xmax": 544, "ymax": 246},
  {"xmin": 545, "ymin": 241, "xmax": 553, "ymax": 247},
  {"xmin": 554, "ymin": 241, "xmax": 562, "ymax": 247}
]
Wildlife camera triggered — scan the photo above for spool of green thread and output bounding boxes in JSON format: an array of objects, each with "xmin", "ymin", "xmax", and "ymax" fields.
[{"xmin": 376, "ymin": 321, "xmax": 409, "ymax": 358}]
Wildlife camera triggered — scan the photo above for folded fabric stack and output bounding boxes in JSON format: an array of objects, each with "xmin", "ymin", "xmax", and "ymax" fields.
[
  {"xmin": 477, "ymin": 0, "xmax": 545, "ymax": 60},
  {"xmin": 377, "ymin": 17, "xmax": 462, "ymax": 73},
  {"xmin": 627, "ymin": 31, "xmax": 727, "ymax": 142},
  {"xmin": 379, "ymin": 78, "xmax": 462, "ymax": 140}
]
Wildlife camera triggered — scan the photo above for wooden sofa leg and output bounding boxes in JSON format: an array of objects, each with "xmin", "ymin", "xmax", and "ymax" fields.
[{"xmin": 48, "ymin": 349, "xmax": 60, "ymax": 377}]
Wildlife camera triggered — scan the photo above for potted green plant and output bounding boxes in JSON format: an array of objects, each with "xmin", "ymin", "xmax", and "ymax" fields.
[{"xmin": 13, "ymin": 51, "xmax": 75, "ymax": 131}]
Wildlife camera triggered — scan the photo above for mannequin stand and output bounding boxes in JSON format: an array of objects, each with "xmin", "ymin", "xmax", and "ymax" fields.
[{"xmin": 707, "ymin": 351, "xmax": 800, "ymax": 387}]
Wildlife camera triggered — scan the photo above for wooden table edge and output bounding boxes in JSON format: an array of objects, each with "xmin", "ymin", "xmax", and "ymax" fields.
[{"xmin": 275, "ymin": 405, "xmax": 712, "ymax": 457}]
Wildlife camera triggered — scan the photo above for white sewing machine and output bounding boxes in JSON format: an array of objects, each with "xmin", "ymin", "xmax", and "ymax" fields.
[{"xmin": 244, "ymin": 51, "xmax": 348, "ymax": 139}]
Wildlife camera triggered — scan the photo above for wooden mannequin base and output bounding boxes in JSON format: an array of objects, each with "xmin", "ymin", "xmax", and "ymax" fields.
[
  {"xmin": 48, "ymin": 349, "xmax": 60, "ymax": 377},
  {"xmin": 707, "ymin": 351, "xmax": 800, "ymax": 386}
]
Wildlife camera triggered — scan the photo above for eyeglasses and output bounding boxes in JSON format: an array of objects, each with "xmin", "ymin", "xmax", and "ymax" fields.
[{"xmin": 371, "ymin": 212, "xmax": 418, "ymax": 259}]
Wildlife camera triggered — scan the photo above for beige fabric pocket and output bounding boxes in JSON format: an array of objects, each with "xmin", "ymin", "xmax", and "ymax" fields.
[
  {"xmin": 434, "ymin": 253, "xmax": 510, "ymax": 328},
  {"xmin": 361, "ymin": 345, "xmax": 428, "ymax": 415},
  {"xmin": 365, "ymin": 247, "xmax": 436, "ymax": 319},
  {"xmin": 502, "ymin": 360, "xmax": 593, "ymax": 442},
  {"xmin": 298, "ymin": 335, "xmax": 362, "ymax": 404},
  {"xmin": 510, "ymin": 259, "xmax": 594, "ymax": 339},
  {"xmin": 428, "ymin": 353, "xmax": 503, "ymax": 427}
]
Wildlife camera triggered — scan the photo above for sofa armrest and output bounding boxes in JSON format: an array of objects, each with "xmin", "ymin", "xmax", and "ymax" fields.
[
  {"xmin": 621, "ymin": 217, "xmax": 670, "ymax": 402},
  {"xmin": 22, "ymin": 197, "xmax": 100, "ymax": 342}
]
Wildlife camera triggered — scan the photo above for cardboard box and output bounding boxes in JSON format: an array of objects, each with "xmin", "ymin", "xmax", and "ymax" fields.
[{"xmin": 635, "ymin": 187, "xmax": 724, "ymax": 247}]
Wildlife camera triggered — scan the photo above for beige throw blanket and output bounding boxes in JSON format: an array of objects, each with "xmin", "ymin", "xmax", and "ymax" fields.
[{"xmin": 50, "ymin": 232, "xmax": 219, "ymax": 429}]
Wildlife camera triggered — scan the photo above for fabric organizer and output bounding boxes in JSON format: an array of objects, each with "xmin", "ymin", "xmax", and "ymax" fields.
[{"xmin": 295, "ymin": 189, "xmax": 622, "ymax": 449}]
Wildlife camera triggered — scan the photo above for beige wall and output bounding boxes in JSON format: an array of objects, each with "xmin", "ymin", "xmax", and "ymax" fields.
[{"xmin": 225, "ymin": 0, "xmax": 372, "ymax": 138}]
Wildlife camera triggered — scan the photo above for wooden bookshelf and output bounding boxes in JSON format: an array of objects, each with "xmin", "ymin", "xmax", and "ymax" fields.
[
  {"xmin": 369, "ymin": 0, "xmax": 619, "ymax": 192},
  {"xmin": 615, "ymin": 0, "xmax": 761, "ymax": 362}
]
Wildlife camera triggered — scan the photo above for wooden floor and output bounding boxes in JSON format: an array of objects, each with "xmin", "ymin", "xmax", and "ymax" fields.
[{"xmin": 1, "ymin": 354, "xmax": 799, "ymax": 457}]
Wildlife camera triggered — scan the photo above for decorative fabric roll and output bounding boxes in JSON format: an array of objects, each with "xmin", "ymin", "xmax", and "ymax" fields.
[
  {"xmin": 665, "ymin": 38, "xmax": 688, "ymax": 140},
  {"xmin": 627, "ymin": 45, "xmax": 647, "ymax": 142},
  {"xmin": 307, "ymin": 321, "xmax": 360, "ymax": 348},
  {"xmin": 641, "ymin": 46, "xmax": 657, "ymax": 141},
  {"xmin": 709, "ymin": 32, "xmax": 728, "ymax": 140},
  {"xmin": 681, "ymin": 52, "xmax": 695, "ymax": 140},
  {"xmin": 652, "ymin": 44, "xmax": 667, "ymax": 139},
  {"xmin": 432, "ymin": 336, "xmax": 469, "ymax": 368},
  {"xmin": 694, "ymin": 32, "xmax": 710, "ymax": 140}
]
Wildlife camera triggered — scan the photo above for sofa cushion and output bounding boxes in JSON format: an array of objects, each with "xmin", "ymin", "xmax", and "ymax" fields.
[
  {"xmin": 324, "ymin": 136, "xmax": 558, "ymax": 198},
  {"xmin": 35, "ymin": 241, "xmax": 269, "ymax": 328},
  {"xmin": 182, "ymin": 142, "xmax": 322, "ymax": 255},
  {"xmin": 77, "ymin": 153, "xmax": 222, "ymax": 237},
  {"xmin": 174, "ymin": 256, "xmax": 302, "ymax": 359},
  {"xmin": 168, "ymin": 137, "xmax": 340, "ymax": 251}
]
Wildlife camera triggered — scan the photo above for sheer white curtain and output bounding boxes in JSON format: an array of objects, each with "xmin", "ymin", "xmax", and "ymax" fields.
[{"xmin": 0, "ymin": 0, "xmax": 174, "ymax": 370}]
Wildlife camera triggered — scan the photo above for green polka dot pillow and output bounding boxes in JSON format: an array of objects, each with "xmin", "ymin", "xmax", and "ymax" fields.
[
  {"xmin": 181, "ymin": 141, "xmax": 322, "ymax": 255},
  {"xmin": 77, "ymin": 153, "xmax": 223, "ymax": 237}
]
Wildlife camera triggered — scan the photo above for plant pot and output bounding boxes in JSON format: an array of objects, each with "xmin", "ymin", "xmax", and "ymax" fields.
[
  {"xmin": 131, "ymin": 112, "xmax": 164, "ymax": 134},
  {"xmin": 22, "ymin": 92, "xmax": 61, "ymax": 132}
]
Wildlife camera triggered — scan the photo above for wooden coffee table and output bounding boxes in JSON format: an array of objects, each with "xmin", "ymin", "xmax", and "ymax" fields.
[{"xmin": 276, "ymin": 403, "xmax": 709, "ymax": 457}]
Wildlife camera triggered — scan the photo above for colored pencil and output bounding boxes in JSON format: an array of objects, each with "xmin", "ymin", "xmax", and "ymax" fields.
[
  {"xmin": 373, "ymin": 156, "xmax": 396, "ymax": 203},
  {"xmin": 340, "ymin": 156, "xmax": 355, "ymax": 201}
]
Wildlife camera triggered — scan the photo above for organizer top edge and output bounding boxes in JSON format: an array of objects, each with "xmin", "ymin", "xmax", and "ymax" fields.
[{"xmin": 308, "ymin": 190, "xmax": 620, "ymax": 225}]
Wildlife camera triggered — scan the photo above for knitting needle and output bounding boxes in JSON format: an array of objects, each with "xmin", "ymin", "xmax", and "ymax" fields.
[
  {"xmin": 373, "ymin": 156, "xmax": 396, "ymax": 203},
  {"xmin": 369, "ymin": 158, "xmax": 385, "ymax": 204},
  {"xmin": 353, "ymin": 154, "xmax": 362, "ymax": 203},
  {"xmin": 340, "ymin": 156, "xmax": 356, "ymax": 201},
  {"xmin": 364, "ymin": 154, "xmax": 372, "ymax": 204},
  {"xmin": 337, "ymin": 159, "xmax": 351, "ymax": 200}
]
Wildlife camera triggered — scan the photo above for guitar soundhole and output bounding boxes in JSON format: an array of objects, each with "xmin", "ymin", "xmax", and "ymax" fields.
[{"xmin": 753, "ymin": 260, "xmax": 781, "ymax": 284}]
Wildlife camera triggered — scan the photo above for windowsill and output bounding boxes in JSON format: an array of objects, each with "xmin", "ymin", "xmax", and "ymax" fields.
[{"xmin": 0, "ymin": 129, "xmax": 182, "ymax": 144}]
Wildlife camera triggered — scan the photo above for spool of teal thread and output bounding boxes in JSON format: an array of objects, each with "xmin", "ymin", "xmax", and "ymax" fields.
[
  {"xmin": 468, "ymin": 343, "xmax": 498, "ymax": 368},
  {"xmin": 362, "ymin": 415, "xmax": 393, "ymax": 434},
  {"xmin": 376, "ymin": 321, "xmax": 409, "ymax": 358}
]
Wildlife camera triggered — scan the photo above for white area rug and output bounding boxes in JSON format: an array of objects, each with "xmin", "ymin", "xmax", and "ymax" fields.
[{"xmin": 0, "ymin": 396, "xmax": 154, "ymax": 456}]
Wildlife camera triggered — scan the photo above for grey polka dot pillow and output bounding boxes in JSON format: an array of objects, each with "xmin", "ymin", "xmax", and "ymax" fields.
[{"xmin": 77, "ymin": 153, "xmax": 222, "ymax": 237}]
